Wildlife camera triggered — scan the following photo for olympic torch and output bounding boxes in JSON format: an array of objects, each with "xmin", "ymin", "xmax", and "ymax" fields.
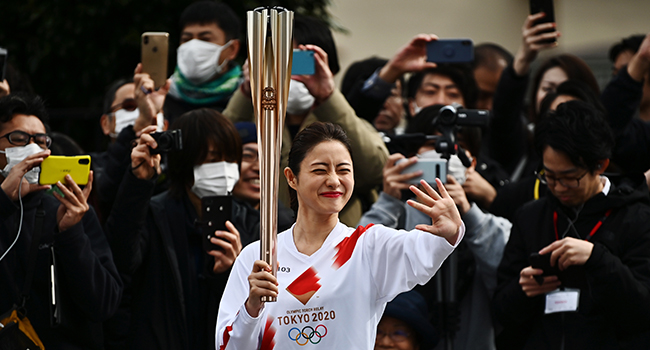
[{"xmin": 247, "ymin": 7, "xmax": 293, "ymax": 302}]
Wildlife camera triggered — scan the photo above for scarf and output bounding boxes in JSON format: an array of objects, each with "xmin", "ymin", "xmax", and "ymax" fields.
[{"xmin": 169, "ymin": 65, "xmax": 242, "ymax": 105}]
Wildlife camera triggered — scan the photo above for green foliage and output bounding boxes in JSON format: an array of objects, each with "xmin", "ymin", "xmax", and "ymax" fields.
[{"xmin": 0, "ymin": 0, "xmax": 334, "ymax": 109}]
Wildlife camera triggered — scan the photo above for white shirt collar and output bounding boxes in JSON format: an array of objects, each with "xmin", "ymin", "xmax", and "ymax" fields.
[{"xmin": 601, "ymin": 176, "xmax": 611, "ymax": 195}]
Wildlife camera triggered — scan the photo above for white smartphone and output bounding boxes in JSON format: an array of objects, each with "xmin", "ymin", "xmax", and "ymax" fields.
[{"xmin": 397, "ymin": 158, "xmax": 447, "ymax": 185}]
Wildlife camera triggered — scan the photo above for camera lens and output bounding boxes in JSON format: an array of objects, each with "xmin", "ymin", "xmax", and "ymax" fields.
[
  {"xmin": 157, "ymin": 133, "xmax": 172, "ymax": 150},
  {"xmin": 143, "ymin": 36, "xmax": 149, "ymax": 45}
]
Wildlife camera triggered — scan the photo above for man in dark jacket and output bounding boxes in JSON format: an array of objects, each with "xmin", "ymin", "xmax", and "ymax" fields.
[
  {"xmin": 493, "ymin": 100, "xmax": 650, "ymax": 349},
  {"xmin": 0, "ymin": 94, "xmax": 122, "ymax": 349}
]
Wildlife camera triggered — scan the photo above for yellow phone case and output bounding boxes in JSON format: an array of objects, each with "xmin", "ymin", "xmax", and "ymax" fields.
[{"xmin": 39, "ymin": 155, "xmax": 91, "ymax": 186}]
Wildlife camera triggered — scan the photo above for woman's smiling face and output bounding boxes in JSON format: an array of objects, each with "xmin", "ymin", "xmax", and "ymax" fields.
[{"xmin": 288, "ymin": 140, "xmax": 354, "ymax": 216}]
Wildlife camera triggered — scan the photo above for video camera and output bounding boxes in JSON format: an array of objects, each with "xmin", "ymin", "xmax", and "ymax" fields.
[{"xmin": 382, "ymin": 103, "xmax": 490, "ymax": 167}]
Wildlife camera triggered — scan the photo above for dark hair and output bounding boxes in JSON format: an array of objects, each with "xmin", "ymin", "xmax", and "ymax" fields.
[
  {"xmin": 340, "ymin": 56, "xmax": 389, "ymax": 96},
  {"xmin": 287, "ymin": 122, "xmax": 352, "ymax": 212},
  {"xmin": 608, "ymin": 34, "xmax": 645, "ymax": 63},
  {"xmin": 539, "ymin": 80, "xmax": 606, "ymax": 120},
  {"xmin": 534, "ymin": 100, "xmax": 614, "ymax": 173},
  {"xmin": 49, "ymin": 131, "xmax": 85, "ymax": 156},
  {"xmin": 102, "ymin": 78, "xmax": 132, "ymax": 115},
  {"xmin": 167, "ymin": 108, "xmax": 242, "ymax": 198},
  {"xmin": 406, "ymin": 64, "xmax": 478, "ymax": 109},
  {"xmin": 405, "ymin": 104, "xmax": 482, "ymax": 157},
  {"xmin": 529, "ymin": 54, "xmax": 600, "ymax": 123},
  {"xmin": 473, "ymin": 43, "xmax": 513, "ymax": 71},
  {"xmin": 0, "ymin": 93, "xmax": 49, "ymax": 133},
  {"xmin": 179, "ymin": 0, "xmax": 241, "ymax": 41},
  {"xmin": 293, "ymin": 15, "xmax": 339, "ymax": 75}
]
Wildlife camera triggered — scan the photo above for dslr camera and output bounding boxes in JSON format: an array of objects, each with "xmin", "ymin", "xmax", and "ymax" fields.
[{"xmin": 150, "ymin": 130, "xmax": 182, "ymax": 154}]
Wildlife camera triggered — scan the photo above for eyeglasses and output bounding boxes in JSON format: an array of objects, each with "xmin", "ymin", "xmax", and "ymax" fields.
[
  {"xmin": 0, "ymin": 130, "xmax": 52, "ymax": 149},
  {"xmin": 535, "ymin": 169, "xmax": 589, "ymax": 189},
  {"xmin": 376, "ymin": 328, "xmax": 411, "ymax": 343},
  {"xmin": 109, "ymin": 98, "xmax": 138, "ymax": 113}
]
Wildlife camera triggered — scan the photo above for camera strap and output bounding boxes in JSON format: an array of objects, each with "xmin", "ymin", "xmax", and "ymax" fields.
[{"xmin": 20, "ymin": 201, "xmax": 46, "ymax": 310}]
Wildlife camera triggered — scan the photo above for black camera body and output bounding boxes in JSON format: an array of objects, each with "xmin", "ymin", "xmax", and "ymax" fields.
[
  {"xmin": 150, "ymin": 130, "xmax": 182, "ymax": 154},
  {"xmin": 433, "ymin": 103, "xmax": 490, "ymax": 164}
]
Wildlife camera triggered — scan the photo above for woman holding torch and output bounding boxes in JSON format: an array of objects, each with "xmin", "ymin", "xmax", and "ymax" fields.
[{"xmin": 216, "ymin": 122, "xmax": 464, "ymax": 349}]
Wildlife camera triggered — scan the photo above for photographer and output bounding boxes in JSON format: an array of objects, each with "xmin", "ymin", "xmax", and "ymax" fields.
[
  {"xmin": 0, "ymin": 94, "xmax": 122, "ymax": 349},
  {"xmin": 104, "ymin": 108, "xmax": 261, "ymax": 350},
  {"xmin": 359, "ymin": 104, "xmax": 511, "ymax": 350},
  {"xmin": 92, "ymin": 64, "xmax": 170, "ymax": 223}
]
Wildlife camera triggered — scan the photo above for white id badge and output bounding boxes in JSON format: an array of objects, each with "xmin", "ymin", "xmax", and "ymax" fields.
[{"xmin": 545, "ymin": 288, "xmax": 580, "ymax": 314}]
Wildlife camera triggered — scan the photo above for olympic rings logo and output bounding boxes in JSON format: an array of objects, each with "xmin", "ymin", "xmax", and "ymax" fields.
[{"xmin": 288, "ymin": 325, "xmax": 328, "ymax": 345}]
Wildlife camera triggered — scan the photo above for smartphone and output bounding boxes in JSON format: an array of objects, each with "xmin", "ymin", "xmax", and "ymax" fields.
[
  {"xmin": 426, "ymin": 39, "xmax": 474, "ymax": 63},
  {"xmin": 0, "ymin": 47, "xmax": 7, "ymax": 81},
  {"xmin": 529, "ymin": 252, "xmax": 561, "ymax": 285},
  {"xmin": 397, "ymin": 158, "xmax": 447, "ymax": 185},
  {"xmin": 201, "ymin": 195, "xmax": 233, "ymax": 252},
  {"xmin": 141, "ymin": 32, "xmax": 169, "ymax": 89},
  {"xmin": 39, "ymin": 155, "xmax": 91, "ymax": 186},
  {"xmin": 291, "ymin": 49, "xmax": 315, "ymax": 75},
  {"xmin": 529, "ymin": 0, "xmax": 557, "ymax": 44}
]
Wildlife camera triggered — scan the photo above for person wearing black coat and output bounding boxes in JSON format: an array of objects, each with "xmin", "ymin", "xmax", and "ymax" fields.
[
  {"xmin": 0, "ymin": 94, "xmax": 122, "ymax": 349},
  {"xmin": 493, "ymin": 101, "xmax": 650, "ymax": 349},
  {"xmin": 104, "ymin": 108, "xmax": 270, "ymax": 350}
]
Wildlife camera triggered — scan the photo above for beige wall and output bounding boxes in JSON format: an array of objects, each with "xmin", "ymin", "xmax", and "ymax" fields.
[{"xmin": 329, "ymin": 0, "xmax": 650, "ymax": 85}]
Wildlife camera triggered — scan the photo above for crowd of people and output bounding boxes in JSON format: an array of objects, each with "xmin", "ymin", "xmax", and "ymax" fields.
[{"xmin": 1, "ymin": 1, "xmax": 650, "ymax": 349}]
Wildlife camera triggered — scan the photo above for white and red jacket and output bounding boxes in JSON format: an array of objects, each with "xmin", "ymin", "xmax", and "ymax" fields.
[{"xmin": 216, "ymin": 221, "xmax": 464, "ymax": 349}]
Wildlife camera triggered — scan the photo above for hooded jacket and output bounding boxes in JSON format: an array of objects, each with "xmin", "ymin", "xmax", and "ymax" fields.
[{"xmin": 493, "ymin": 174, "xmax": 650, "ymax": 349}]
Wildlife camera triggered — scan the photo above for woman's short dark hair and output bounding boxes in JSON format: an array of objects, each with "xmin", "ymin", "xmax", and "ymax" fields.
[
  {"xmin": 167, "ymin": 108, "xmax": 242, "ymax": 198},
  {"xmin": 406, "ymin": 64, "xmax": 478, "ymax": 109},
  {"xmin": 534, "ymin": 100, "xmax": 614, "ymax": 173},
  {"xmin": 529, "ymin": 54, "xmax": 600, "ymax": 123},
  {"xmin": 287, "ymin": 122, "xmax": 352, "ymax": 212},
  {"xmin": 538, "ymin": 80, "xmax": 606, "ymax": 121}
]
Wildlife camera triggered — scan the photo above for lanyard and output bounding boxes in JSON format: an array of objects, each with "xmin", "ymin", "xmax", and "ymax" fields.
[{"xmin": 553, "ymin": 209, "xmax": 612, "ymax": 241}]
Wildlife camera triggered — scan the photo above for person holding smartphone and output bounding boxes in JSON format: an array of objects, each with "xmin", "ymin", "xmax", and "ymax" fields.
[
  {"xmin": 0, "ymin": 93, "xmax": 122, "ymax": 348},
  {"xmin": 493, "ymin": 101, "xmax": 650, "ymax": 349},
  {"xmin": 104, "ymin": 108, "xmax": 265, "ymax": 350}
]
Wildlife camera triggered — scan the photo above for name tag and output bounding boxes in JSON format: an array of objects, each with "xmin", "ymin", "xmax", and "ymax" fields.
[{"xmin": 544, "ymin": 288, "xmax": 580, "ymax": 314}]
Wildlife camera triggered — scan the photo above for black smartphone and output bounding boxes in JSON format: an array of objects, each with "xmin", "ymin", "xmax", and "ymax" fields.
[
  {"xmin": 291, "ymin": 49, "xmax": 315, "ymax": 75},
  {"xmin": 201, "ymin": 195, "xmax": 233, "ymax": 252},
  {"xmin": 426, "ymin": 39, "xmax": 474, "ymax": 63},
  {"xmin": 529, "ymin": 0, "xmax": 557, "ymax": 44},
  {"xmin": 0, "ymin": 47, "xmax": 7, "ymax": 81},
  {"xmin": 529, "ymin": 252, "xmax": 560, "ymax": 285}
]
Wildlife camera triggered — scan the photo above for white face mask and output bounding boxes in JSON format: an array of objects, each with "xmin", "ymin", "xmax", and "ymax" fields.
[
  {"xmin": 0, "ymin": 143, "xmax": 43, "ymax": 184},
  {"xmin": 286, "ymin": 80, "xmax": 316, "ymax": 115},
  {"xmin": 191, "ymin": 161, "xmax": 239, "ymax": 198},
  {"xmin": 111, "ymin": 108, "xmax": 165, "ymax": 138},
  {"xmin": 177, "ymin": 39, "xmax": 232, "ymax": 85},
  {"xmin": 418, "ymin": 149, "xmax": 469, "ymax": 185}
]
